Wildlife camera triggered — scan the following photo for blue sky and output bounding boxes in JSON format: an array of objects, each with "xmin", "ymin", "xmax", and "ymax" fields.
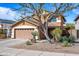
[{"xmin": 0, "ymin": 3, "xmax": 79, "ymax": 23}]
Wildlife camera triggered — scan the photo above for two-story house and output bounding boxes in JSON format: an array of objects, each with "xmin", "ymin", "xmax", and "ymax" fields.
[
  {"xmin": 74, "ymin": 15, "xmax": 79, "ymax": 39},
  {"xmin": 0, "ymin": 19, "xmax": 15, "ymax": 38},
  {"xmin": 11, "ymin": 15, "xmax": 66, "ymax": 40}
]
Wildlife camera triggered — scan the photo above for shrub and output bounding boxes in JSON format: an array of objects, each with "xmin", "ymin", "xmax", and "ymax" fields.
[
  {"xmin": 60, "ymin": 35, "xmax": 75, "ymax": 42},
  {"xmin": 61, "ymin": 29, "xmax": 70, "ymax": 37},
  {"xmin": 59, "ymin": 36, "xmax": 70, "ymax": 47},
  {"xmin": 68, "ymin": 35, "xmax": 75, "ymax": 43},
  {"xmin": 31, "ymin": 31, "xmax": 39, "ymax": 40},
  {"xmin": 62, "ymin": 40, "xmax": 70, "ymax": 47},
  {"xmin": 59, "ymin": 36, "xmax": 66, "ymax": 43},
  {"xmin": 26, "ymin": 41, "xmax": 32, "ymax": 45},
  {"xmin": 60, "ymin": 36, "xmax": 75, "ymax": 47},
  {"xmin": 0, "ymin": 29, "xmax": 7, "ymax": 34},
  {"xmin": 51, "ymin": 28, "xmax": 62, "ymax": 42},
  {"xmin": 0, "ymin": 29, "xmax": 7, "ymax": 39},
  {"xmin": 0, "ymin": 29, "xmax": 3, "ymax": 34},
  {"xmin": 32, "ymin": 31, "xmax": 39, "ymax": 36}
]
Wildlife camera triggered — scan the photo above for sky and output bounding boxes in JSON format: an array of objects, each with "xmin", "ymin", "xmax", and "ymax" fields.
[{"xmin": 0, "ymin": 3, "xmax": 79, "ymax": 23}]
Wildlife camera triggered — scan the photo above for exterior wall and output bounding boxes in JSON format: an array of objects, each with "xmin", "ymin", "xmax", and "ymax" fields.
[
  {"xmin": 48, "ymin": 22, "xmax": 61, "ymax": 27},
  {"xmin": 11, "ymin": 21, "xmax": 38, "ymax": 39},
  {"xmin": 11, "ymin": 25, "xmax": 37, "ymax": 39},
  {"xmin": 68, "ymin": 29, "xmax": 77, "ymax": 39},
  {"xmin": 75, "ymin": 19, "xmax": 79, "ymax": 30},
  {"xmin": 56, "ymin": 18, "xmax": 61, "ymax": 22},
  {"xmin": 75, "ymin": 19, "xmax": 79, "ymax": 39}
]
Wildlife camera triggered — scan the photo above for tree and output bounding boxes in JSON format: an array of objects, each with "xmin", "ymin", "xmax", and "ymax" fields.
[
  {"xmin": 12, "ymin": 3, "xmax": 54, "ymax": 43},
  {"xmin": 12, "ymin": 3, "xmax": 79, "ymax": 43},
  {"xmin": 65, "ymin": 23, "xmax": 75, "ymax": 36},
  {"xmin": 65, "ymin": 23, "xmax": 75, "ymax": 29},
  {"xmin": 52, "ymin": 3, "xmax": 79, "ymax": 29}
]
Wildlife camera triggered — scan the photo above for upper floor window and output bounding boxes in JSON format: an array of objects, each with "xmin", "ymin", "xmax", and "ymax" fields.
[{"xmin": 50, "ymin": 17, "xmax": 57, "ymax": 22}]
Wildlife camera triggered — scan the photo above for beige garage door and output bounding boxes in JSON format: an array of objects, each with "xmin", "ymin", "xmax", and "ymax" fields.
[{"xmin": 15, "ymin": 28, "xmax": 34, "ymax": 39}]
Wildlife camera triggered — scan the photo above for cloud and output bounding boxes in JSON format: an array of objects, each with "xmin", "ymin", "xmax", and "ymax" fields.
[
  {"xmin": 0, "ymin": 7, "xmax": 18, "ymax": 20},
  {"xmin": 72, "ymin": 9, "xmax": 79, "ymax": 15}
]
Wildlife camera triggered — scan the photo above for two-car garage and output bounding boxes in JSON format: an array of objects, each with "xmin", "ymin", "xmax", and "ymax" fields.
[
  {"xmin": 11, "ymin": 20, "xmax": 38, "ymax": 40},
  {"xmin": 14, "ymin": 28, "xmax": 34, "ymax": 39}
]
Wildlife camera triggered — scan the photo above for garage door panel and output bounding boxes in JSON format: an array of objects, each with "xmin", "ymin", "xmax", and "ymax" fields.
[{"xmin": 15, "ymin": 29, "xmax": 34, "ymax": 39}]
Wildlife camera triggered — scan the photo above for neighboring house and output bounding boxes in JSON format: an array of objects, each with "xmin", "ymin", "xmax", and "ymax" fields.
[
  {"xmin": 11, "ymin": 15, "xmax": 66, "ymax": 40},
  {"xmin": 74, "ymin": 15, "xmax": 79, "ymax": 39},
  {"xmin": 0, "ymin": 19, "xmax": 15, "ymax": 37}
]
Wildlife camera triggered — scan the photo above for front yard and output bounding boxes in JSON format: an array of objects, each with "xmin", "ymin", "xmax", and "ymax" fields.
[{"xmin": 10, "ymin": 40, "xmax": 79, "ymax": 54}]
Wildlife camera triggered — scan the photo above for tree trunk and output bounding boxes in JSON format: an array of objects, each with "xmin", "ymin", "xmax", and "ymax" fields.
[
  {"xmin": 42, "ymin": 25, "xmax": 53, "ymax": 43},
  {"xmin": 44, "ymin": 32, "xmax": 53, "ymax": 43},
  {"xmin": 41, "ymin": 21, "xmax": 53, "ymax": 44}
]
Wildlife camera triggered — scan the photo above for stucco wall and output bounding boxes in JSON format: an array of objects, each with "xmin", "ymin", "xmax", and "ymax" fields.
[
  {"xmin": 75, "ymin": 19, "xmax": 79, "ymax": 30},
  {"xmin": 11, "ymin": 25, "xmax": 37, "ymax": 38},
  {"xmin": 11, "ymin": 20, "xmax": 38, "ymax": 39},
  {"xmin": 68, "ymin": 29, "xmax": 77, "ymax": 40}
]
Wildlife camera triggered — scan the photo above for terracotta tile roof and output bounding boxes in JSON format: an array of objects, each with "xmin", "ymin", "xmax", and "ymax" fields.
[{"xmin": 48, "ymin": 22, "xmax": 61, "ymax": 27}]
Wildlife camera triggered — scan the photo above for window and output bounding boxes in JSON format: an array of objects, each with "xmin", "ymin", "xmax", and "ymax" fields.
[{"xmin": 50, "ymin": 17, "xmax": 57, "ymax": 22}]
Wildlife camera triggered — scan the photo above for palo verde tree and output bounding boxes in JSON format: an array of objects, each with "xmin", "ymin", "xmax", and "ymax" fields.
[{"xmin": 12, "ymin": 3, "xmax": 79, "ymax": 43}]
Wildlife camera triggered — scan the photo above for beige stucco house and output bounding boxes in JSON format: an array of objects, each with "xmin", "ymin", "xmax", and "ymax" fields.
[{"xmin": 11, "ymin": 15, "xmax": 66, "ymax": 40}]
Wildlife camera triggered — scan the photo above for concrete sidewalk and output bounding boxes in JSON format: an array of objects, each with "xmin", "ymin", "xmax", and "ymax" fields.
[
  {"xmin": 0, "ymin": 39, "xmax": 79, "ymax": 56},
  {"xmin": 0, "ymin": 47, "xmax": 78, "ymax": 56}
]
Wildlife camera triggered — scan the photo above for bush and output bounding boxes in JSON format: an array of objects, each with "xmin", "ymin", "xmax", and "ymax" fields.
[
  {"xmin": 0, "ymin": 30, "xmax": 3, "ymax": 34},
  {"xmin": 59, "ymin": 36, "xmax": 75, "ymax": 47},
  {"xmin": 32, "ymin": 31, "xmax": 39, "ymax": 36},
  {"xmin": 68, "ymin": 35, "xmax": 75, "ymax": 43},
  {"xmin": 61, "ymin": 29, "xmax": 70, "ymax": 37},
  {"xmin": 59, "ymin": 36, "xmax": 65, "ymax": 43},
  {"xmin": 26, "ymin": 41, "xmax": 32, "ymax": 45},
  {"xmin": 59, "ymin": 36, "xmax": 70, "ymax": 47},
  {"xmin": 31, "ymin": 31, "xmax": 39, "ymax": 40},
  {"xmin": 59, "ymin": 36, "xmax": 75, "ymax": 43},
  {"xmin": 0, "ymin": 29, "xmax": 6, "ymax": 34},
  {"xmin": 50, "ymin": 28, "xmax": 62, "ymax": 42},
  {"xmin": 62, "ymin": 40, "xmax": 71, "ymax": 47}
]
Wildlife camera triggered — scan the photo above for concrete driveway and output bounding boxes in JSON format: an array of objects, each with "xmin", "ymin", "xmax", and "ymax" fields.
[{"xmin": 0, "ymin": 39, "xmax": 27, "ymax": 47}]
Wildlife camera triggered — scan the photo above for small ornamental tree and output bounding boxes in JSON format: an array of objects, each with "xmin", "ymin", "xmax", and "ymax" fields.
[{"xmin": 51, "ymin": 28, "xmax": 62, "ymax": 42}]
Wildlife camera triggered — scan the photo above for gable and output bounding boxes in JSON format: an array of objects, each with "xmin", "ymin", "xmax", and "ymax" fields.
[{"xmin": 12, "ymin": 20, "xmax": 36, "ymax": 28}]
